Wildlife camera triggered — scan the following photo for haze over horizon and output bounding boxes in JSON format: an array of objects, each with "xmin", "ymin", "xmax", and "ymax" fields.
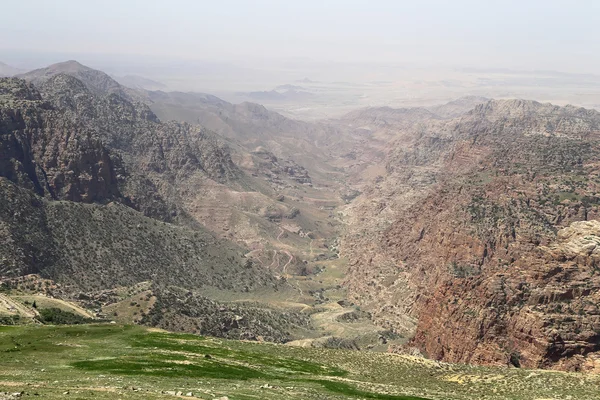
[
  {"xmin": 2, "ymin": 1, "xmax": 600, "ymax": 120},
  {"xmin": 1, "ymin": 0, "xmax": 600, "ymax": 75}
]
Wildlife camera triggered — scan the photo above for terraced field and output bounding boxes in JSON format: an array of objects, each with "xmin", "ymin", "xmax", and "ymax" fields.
[{"xmin": 1, "ymin": 324, "xmax": 599, "ymax": 400}]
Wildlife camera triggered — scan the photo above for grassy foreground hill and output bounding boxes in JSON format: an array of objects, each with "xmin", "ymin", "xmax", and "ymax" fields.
[{"xmin": 1, "ymin": 324, "xmax": 599, "ymax": 400}]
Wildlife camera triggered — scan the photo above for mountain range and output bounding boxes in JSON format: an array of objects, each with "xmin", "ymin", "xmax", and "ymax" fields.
[{"xmin": 1, "ymin": 60, "xmax": 599, "ymax": 373}]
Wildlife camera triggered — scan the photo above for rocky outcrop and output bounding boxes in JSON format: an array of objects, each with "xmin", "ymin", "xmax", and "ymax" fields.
[{"xmin": 251, "ymin": 147, "xmax": 312, "ymax": 187}]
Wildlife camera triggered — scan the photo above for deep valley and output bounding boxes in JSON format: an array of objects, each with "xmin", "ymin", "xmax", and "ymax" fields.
[{"xmin": 1, "ymin": 59, "xmax": 600, "ymax": 399}]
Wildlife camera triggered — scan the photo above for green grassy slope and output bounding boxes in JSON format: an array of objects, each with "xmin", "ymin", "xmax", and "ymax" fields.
[{"xmin": 0, "ymin": 324, "xmax": 598, "ymax": 400}]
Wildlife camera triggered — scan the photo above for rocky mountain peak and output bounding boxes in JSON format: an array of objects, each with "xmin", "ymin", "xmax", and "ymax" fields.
[
  {"xmin": 18, "ymin": 60, "xmax": 130, "ymax": 100},
  {"xmin": 469, "ymin": 98, "xmax": 600, "ymax": 122},
  {"xmin": 47, "ymin": 59, "xmax": 87, "ymax": 71},
  {"xmin": 36, "ymin": 73, "xmax": 159, "ymax": 125},
  {"xmin": 427, "ymin": 95, "xmax": 489, "ymax": 118},
  {"xmin": 41, "ymin": 72, "xmax": 90, "ymax": 93}
]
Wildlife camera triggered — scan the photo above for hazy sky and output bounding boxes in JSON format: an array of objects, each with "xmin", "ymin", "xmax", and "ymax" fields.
[{"xmin": 2, "ymin": 0, "xmax": 600, "ymax": 73}]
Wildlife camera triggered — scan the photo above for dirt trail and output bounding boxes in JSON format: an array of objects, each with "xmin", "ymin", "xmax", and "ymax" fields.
[
  {"xmin": 276, "ymin": 225, "xmax": 296, "ymax": 279},
  {"xmin": 268, "ymin": 250, "xmax": 279, "ymax": 269},
  {"xmin": 282, "ymin": 250, "xmax": 294, "ymax": 276},
  {"xmin": 245, "ymin": 249, "xmax": 266, "ymax": 267},
  {"xmin": 286, "ymin": 337, "xmax": 330, "ymax": 347}
]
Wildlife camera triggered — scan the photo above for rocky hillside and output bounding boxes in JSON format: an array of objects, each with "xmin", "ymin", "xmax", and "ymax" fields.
[
  {"xmin": 12, "ymin": 62, "xmax": 350, "ymax": 277},
  {"xmin": 0, "ymin": 177, "xmax": 275, "ymax": 292},
  {"xmin": 0, "ymin": 74, "xmax": 307, "ymax": 341},
  {"xmin": 140, "ymin": 284, "xmax": 312, "ymax": 343},
  {"xmin": 1, "ymin": 74, "xmax": 242, "ymax": 222},
  {"xmin": 145, "ymin": 90, "xmax": 355, "ymax": 188},
  {"xmin": 343, "ymin": 99, "xmax": 600, "ymax": 371}
]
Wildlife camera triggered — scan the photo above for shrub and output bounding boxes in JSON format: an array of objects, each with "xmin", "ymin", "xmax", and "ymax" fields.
[
  {"xmin": 0, "ymin": 315, "xmax": 21, "ymax": 325},
  {"xmin": 37, "ymin": 308, "xmax": 95, "ymax": 325}
]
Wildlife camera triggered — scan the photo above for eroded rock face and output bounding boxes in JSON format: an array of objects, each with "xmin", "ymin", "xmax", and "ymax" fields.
[
  {"xmin": 0, "ymin": 77, "xmax": 120, "ymax": 202},
  {"xmin": 343, "ymin": 99, "xmax": 600, "ymax": 371},
  {"xmin": 408, "ymin": 217, "xmax": 600, "ymax": 370}
]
